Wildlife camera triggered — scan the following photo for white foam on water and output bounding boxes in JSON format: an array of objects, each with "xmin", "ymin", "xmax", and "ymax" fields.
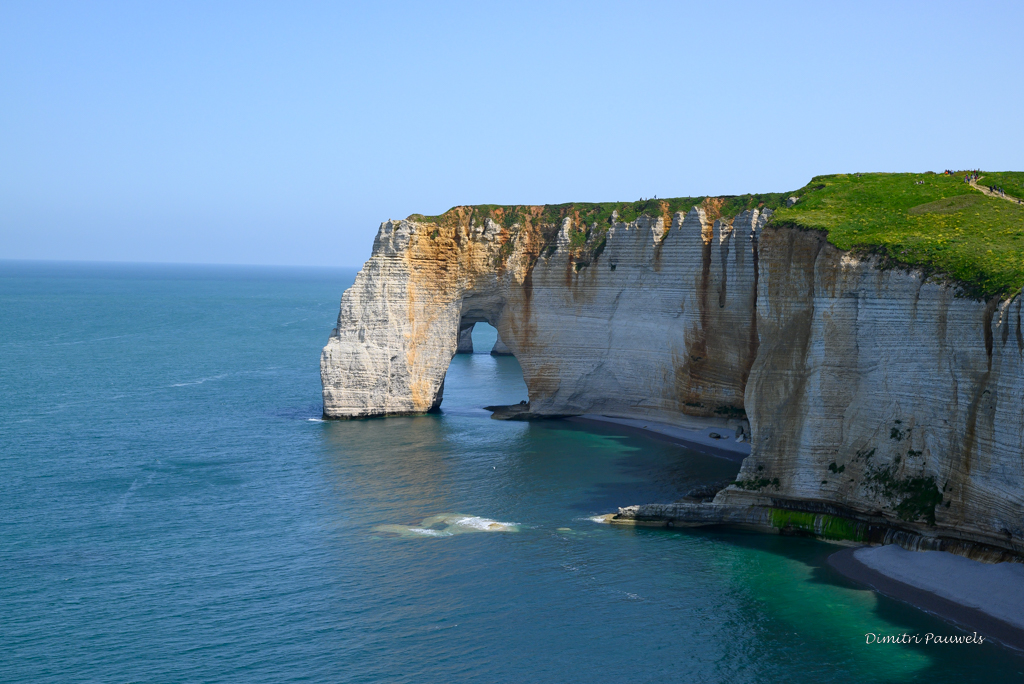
[
  {"xmin": 373, "ymin": 513, "xmax": 519, "ymax": 538},
  {"xmin": 450, "ymin": 516, "xmax": 518, "ymax": 532},
  {"xmin": 307, "ymin": 418, "xmax": 324, "ymax": 422},
  {"xmin": 170, "ymin": 373, "xmax": 228, "ymax": 388},
  {"xmin": 110, "ymin": 472, "xmax": 156, "ymax": 517}
]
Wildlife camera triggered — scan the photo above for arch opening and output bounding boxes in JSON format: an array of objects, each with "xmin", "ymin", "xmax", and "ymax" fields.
[
  {"xmin": 441, "ymin": 321, "xmax": 528, "ymax": 412},
  {"xmin": 453, "ymin": 320, "xmax": 515, "ymax": 357}
]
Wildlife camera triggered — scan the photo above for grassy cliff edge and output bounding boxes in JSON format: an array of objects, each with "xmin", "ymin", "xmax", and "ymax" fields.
[
  {"xmin": 408, "ymin": 171, "xmax": 1024, "ymax": 299},
  {"xmin": 775, "ymin": 172, "xmax": 1024, "ymax": 299}
]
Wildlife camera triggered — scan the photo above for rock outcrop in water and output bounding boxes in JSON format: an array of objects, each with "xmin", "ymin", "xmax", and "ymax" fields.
[
  {"xmin": 490, "ymin": 333, "xmax": 513, "ymax": 356},
  {"xmin": 456, "ymin": 323, "xmax": 474, "ymax": 354},
  {"xmin": 321, "ymin": 203, "xmax": 1024, "ymax": 557}
]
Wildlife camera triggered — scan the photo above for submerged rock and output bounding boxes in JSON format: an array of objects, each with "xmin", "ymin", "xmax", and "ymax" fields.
[
  {"xmin": 490, "ymin": 333, "xmax": 513, "ymax": 356},
  {"xmin": 373, "ymin": 513, "xmax": 519, "ymax": 538}
]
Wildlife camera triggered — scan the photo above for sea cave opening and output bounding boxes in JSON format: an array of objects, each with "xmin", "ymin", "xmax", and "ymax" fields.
[{"xmin": 441, "ymin": 321, "xmax": 528, "ymax": 412}]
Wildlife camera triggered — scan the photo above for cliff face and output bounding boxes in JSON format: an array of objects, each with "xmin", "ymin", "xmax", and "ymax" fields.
[
  {"xmin": 321, "ymin": 208, "xmax": 1024, "ymax": 554},
  {"xmin": 320, "ymin": 213, "xmax": 512, "ymax": 416},
  {"xmin": 503, "ymin": 208, "xmax": 766, "ymax": 426},
  {"xmin": 720, "ymin": 227, "xmax": 1024, "ymax": 553}
]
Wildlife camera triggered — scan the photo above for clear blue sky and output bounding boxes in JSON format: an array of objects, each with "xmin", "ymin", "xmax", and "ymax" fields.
[{"xmin": 2, "ymin": 1, "xmax": 1022, "ymax": 267}]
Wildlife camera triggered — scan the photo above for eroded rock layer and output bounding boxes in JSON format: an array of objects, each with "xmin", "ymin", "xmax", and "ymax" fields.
[{"xmin": 719, "ymin": 227, "xmax": 1024, "ymax": 554}]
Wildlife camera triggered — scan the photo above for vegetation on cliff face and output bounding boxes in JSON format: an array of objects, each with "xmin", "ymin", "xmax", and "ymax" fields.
[
  {"xmin": 772, "ymin": 172, "xmax": 1024, "ymax": 299},
  {"xmin": 864, "ymin": 463, "xmax": 944, "ymax": 526},
  {"xmin": 409, "ymin": 194, "xmax": 791, "ymax": 270},
  {"xmin": 769, "ymin": 509, "xmax": 867, "ymax": 542},
  {"xmin": 409, "ymin": 193, "xmax": 790, "ymax": 233},
  {"xmin": 408, "ymin": 171, "xmax": 1024, "ymax": 298}
]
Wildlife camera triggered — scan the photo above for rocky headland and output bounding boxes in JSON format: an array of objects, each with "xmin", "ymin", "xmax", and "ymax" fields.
[{"xmin": 321, "ymin": 172, "xmax": 1024, "ymax": 563}]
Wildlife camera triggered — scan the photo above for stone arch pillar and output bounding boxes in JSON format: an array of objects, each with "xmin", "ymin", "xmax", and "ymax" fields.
[
  {"xmin": 321, "ymin": 216, "xmax": 516, "ymax": 417},
  {"xmin": 490, "ymin": 333, "xmax": 513, "ymax": 356},
  {"xmin": 455, "ymin": 322, "xmax": 475, "ymax": 354}
]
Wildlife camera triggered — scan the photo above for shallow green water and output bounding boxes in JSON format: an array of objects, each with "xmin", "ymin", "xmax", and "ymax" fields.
[{"xmin": 1, "ymin": 261, "xmax": 1021, "ymax": 682}]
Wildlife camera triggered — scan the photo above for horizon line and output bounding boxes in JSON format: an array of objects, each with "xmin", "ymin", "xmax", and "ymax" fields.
[{"xmin": 0, "ymin": 257, "xmax": 362, "ymax": 270}]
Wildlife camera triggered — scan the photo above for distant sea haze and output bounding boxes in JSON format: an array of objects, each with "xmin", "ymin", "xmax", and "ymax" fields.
[{"xmin": 1, "ymin": 260, "xmax": 1020, "ymax": 682}]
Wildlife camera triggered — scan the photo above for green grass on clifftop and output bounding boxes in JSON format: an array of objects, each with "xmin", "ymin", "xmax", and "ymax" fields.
[
  {"xmin": 772, "ymin": 172, "xmax": 1024, "ymax": 299},
  {"xmin": 409, "ymin": 193, "xmax": 791, "ymax": 231},
  {"xmin": 975, "ymin": 171, "xmax": 1024, "ymax": 200}
]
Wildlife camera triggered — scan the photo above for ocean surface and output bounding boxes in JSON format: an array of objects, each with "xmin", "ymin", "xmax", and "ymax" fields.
[{"xmin": 2, "ymin": 260, "xmax": 1021, "ymax": 683}]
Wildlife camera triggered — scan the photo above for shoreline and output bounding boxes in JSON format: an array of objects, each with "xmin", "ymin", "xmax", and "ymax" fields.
[
  {"xmin": 567, "ymin": 415, "xmax": 750, "ymax": 462},
  {"xmin": 828, "ymin": 546, "xmax": 1024, "ymax": 652}
]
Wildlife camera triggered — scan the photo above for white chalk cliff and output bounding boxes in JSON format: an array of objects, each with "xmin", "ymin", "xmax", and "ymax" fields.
[{"xmin": 321, "ymin": 205, "xmax": 1024, "ymax": 555}]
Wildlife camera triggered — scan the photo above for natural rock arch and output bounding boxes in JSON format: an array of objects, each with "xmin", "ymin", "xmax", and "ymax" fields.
[{"xmin": 321, "ymin": 206, "xmax": 766, "ymax": 431}]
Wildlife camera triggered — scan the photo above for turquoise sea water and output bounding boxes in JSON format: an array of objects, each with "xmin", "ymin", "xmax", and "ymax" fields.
[{"xmin": 2, "ymin": 261, "xmax": 1022, "ymax": 683}]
